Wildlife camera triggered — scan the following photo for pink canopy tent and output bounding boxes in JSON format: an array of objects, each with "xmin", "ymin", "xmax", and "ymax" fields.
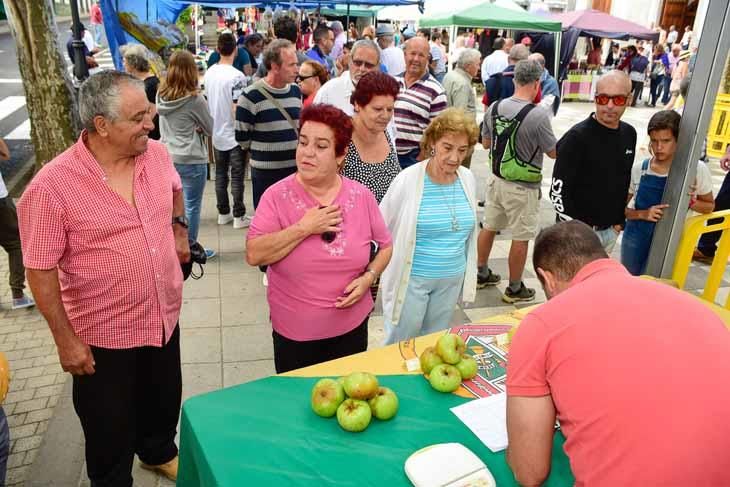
[{"xmin": 551, "ymin": 9, "xmax": 659, "ymax": 41}]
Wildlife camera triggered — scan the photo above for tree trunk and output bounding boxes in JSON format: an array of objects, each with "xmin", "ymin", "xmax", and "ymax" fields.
[
  {"xmin": 3, "ymin": 0, "xmax": 81, "ymax": 169},
  {"xmin": 723, "ymin": 52, "xmax": 730, "ymax": 94}
]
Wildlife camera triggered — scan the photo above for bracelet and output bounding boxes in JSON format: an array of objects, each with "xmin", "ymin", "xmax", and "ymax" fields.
[{"xmin": 365, "ymin": 268, "xmax": 378, "ymax": 281}]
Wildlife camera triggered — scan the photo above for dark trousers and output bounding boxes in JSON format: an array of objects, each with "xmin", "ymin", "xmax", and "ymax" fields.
[
  {"xmin": 698, "ymin": 171, "xmax": 730, "ymax": 257},
  {"xmin": 649, "ymin": 75, "xmax": 664, "ymax": 105},
  {"xmin": 72, "ymin": 325, "xmax": 182, "ymax": 487},
  {"xmin": 214, "ymin": 146, "xmax": 246, "ymax": 218},
  {"xmin": 397, "ymin": 148, "xmax": 420, "ymax": 170},
  {"xmin": 251, "ymin": 166, "xmax": 297, "ymax": 210},
  {"xmin": 272, "ymin": 317, "xmax": 369, "ymax": 373},
  {"xmin": 631, "ymin": 80, "xmax": 644, "ymax": 106},
  {"xmin": 0, "ymin": 198, "xmax": 25, "ymax": 297}
]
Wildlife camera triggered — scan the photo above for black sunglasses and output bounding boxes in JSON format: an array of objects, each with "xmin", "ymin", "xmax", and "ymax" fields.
[
  {"xmin": 318, "ymin": 205, "xmax": 338, "ymax": 243},
  {"xmin": 296, "ymin": 74, "xmax": 317, "ymax": 83}
]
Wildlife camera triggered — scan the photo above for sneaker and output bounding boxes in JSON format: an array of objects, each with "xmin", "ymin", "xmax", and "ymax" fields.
[
  {"xmin": 218, "ymin": 212, "xmax": 233, "ymax": 225},
  {"xmin": 502, "ymin": 283, "xmax": 536, "ymax": 304},
  {"xmin": 262, "ymin": 273, "xmax": 268, "ymax": 287},
  {"xmin": 12, "ymin": 295, "xmax": 35, "ymax": 310},
  {"xmin": 233, "ymin": 216, "xmax": 251, "ymax": 229},
  {"xmin": 692, "ymin": 248, "xmax": 714, "ymax": 265},
  {"xmin": 477, "ymin": 267, "xmax": 500, "ymax": 289},
  {"xmin": 204, "ymin": 248, "xmax": 217, "ymax": 259}
]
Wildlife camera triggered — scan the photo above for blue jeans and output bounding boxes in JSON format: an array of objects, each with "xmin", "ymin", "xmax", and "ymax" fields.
[
  {"xmin": 661, "ymin": 75, "xmax": 672, "ymax": 104},
  {"xmin": 0, "ymin": 406, "xmax": 8, "ymax": 485},
  {"xmin": 174, "ymin": 163, "xmax": 207, "ymax": 243},
  {"xmin": 595, "ymin": 227, "xmax": 619, "ymax": 254},
  {"xmin": 649, "ymin": 74, "xmax": 664, "ymax": 105},
  {"xmin": 383, "ymin": 274, "xmax": 464, "ymax": 345}
]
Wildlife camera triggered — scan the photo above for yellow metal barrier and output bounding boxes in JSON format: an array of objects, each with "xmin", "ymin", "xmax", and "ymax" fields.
[
  {"xmin": 707, "ymin": 94, "xmax": 730, "ymax": 158},
  {"xmin": 672, "ymin": 209, "xmax": 730, "ymax": 308}
]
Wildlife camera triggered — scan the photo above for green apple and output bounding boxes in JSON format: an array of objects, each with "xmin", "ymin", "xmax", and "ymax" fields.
[
  {"xmin": 429, "ymin": 364, "xmax": 462, "ymax": 393},
  {"xmin": 368, "ymin": 387, "xmax": 399, "ymax": 420},
  {"xmin": 419, "ymin": 346, "xmax": 443, "ymax": 375},
  {"xmin": 454, "ymin": 354, "xmax": 478, "ymax": 380},
  {"xmin": 343, "ymin": 372, "xmax": 379, "ymax": 400},
  {"xmin": 311, "ymin": 378, "xmax": 345, "ymax": 417},
  {"xmin": 436, "ymin": 334, "xmax": 466, "ymax": 364},
  {"xmin": 336, "ymin": 398, "xmax": 372, "ymax": 432}
]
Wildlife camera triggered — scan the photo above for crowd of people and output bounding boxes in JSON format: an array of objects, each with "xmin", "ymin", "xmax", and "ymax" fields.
[{"xmin": 3, "ymin": 11, "xmax": 730, "ymax": 487}]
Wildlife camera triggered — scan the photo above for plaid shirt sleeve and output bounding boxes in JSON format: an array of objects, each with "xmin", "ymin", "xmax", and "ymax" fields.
[{"xmin": 17, "ymin": 181, "xmax": 68, "ymax": 270}]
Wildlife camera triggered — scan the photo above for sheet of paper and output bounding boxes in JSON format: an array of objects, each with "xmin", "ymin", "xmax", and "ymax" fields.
[{"xmin": 450, "ymin": 393, "xmax": 508, "ymax": 453}]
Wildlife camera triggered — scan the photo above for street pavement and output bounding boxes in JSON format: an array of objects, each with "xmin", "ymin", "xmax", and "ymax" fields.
[{"xmin": 1, "ymin": 100, "xmax": 729, "ymax": 486}]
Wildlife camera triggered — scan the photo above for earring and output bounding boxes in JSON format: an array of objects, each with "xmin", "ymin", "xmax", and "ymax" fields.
[{"xmin": 430, "ymin": 148, "xmax": 435, "ymax": 156}]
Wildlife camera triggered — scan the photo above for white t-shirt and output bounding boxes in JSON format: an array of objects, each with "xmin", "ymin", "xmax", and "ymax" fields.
[
  {"xmin": 628, "ymin": 159, "xmax": 713, "ymax": 214},
  {"xmin": 203, "ymin": 64, "xmax": 247, "ymax": 151},
  {"xmin": 481, "ymin": 50, "xmax": 508, "ymax": 81},
  {"xmin": 0, "ymin": 171, "xmax": 7, "ymax": 199},
  {"xmin": 83, "ymin": 30, "xmax": 96, "ymax": 52},
  {"xmin": 381, "ymin": 46, "xmax": 405, "ymax": 76}
]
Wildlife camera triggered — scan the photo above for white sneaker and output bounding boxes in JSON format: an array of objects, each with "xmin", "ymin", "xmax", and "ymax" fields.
[
  {"xmin": 233, "ymin": 216, "xmax": 251, "ymax": 229},
  {"xmin": 262, "ymin": 273, "xmax": 268, "ymax": 287},
  {"xmin": 218, "ymin": 213, "xmax": 233, "ymax": 225}
]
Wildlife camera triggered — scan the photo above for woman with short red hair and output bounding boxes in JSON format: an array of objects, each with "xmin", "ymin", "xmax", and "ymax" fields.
[
  {"xmin": 246, "ymin": 104, "xmax": 393, "ymax": 373},
  {"xmin": 342, "ymin": 71, "xmax": 401, "ymax": 203}
]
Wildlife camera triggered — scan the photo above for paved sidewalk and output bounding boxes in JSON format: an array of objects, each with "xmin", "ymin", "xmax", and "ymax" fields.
[{"xmin": 0, "ymin": 101, "xmax": 727, "ymax": 486}]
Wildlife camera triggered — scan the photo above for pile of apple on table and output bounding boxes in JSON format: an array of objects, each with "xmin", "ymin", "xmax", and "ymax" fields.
[{"xmin": 310, "ymin": 334, "xmax": 478, "ymax": 433}]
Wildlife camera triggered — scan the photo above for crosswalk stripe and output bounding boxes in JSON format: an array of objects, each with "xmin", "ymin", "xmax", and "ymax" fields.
[
  {"xmin": 5, "ymin": 119, "xmax": 30, "ymax": 140},
  {"xmin": 0, "ymin": 79, "xmax": 23, "ymax": 84},
  {"xmin": 0, "ymin": 96, "xmax": 26, "ymax": 121}
]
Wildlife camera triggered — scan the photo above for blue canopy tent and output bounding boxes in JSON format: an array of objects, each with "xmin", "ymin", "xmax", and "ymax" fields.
[{"xmin": 100, "ymin": 0, "xmax": 423, "ymax": 69}]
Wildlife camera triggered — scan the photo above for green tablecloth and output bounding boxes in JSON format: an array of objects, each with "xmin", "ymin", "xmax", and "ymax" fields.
[{"xmin": 178, "ymin": 375, "xmax": 574, "ymax": 486}]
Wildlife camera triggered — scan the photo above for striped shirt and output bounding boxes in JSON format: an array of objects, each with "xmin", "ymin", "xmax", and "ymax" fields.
[
  {"xmin": 394, "ymin": 72, "xmax": 447, "ymax": 155},
  {"xmin": 235, "ymin": 80, "xmax": 301, "ymax": 170},
  {"xmin": 411, "ymin": 174, "xmax": 475, "ymax": 278}
]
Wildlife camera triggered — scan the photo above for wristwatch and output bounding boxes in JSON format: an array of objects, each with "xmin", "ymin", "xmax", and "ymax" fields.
[{"xmin": 172, "ymin": 215, "xmax": 189, "ymax": 228}]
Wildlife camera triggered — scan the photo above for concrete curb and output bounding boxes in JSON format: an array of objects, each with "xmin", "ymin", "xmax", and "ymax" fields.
[{"xmin": 25, "ymin": 378, "xmax": 86, "ymax": 487}]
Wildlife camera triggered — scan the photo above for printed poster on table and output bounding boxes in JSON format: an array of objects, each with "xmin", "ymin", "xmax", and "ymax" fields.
[{"xmin": 448, "ymin": 324, "xmax": 512, "ymax": 399}]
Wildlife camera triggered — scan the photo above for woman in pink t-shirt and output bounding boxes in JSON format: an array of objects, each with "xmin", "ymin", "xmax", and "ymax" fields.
[{"xmin": 246, "ymin": 105, "xmax": 393, "ymax": 373}]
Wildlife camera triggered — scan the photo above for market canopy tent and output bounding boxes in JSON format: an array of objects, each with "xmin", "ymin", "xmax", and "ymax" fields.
[
  {"xmin": 549, "ymin": 9, "xmax": 659, "ymax": 81},
  {"xmin": 99, "ymin": 0, "xmax": 424, "ymax": 69},
  {"xmin": 418, "ymin": 2, "xmax": 561, "ymax": 76},
  {"xmin": 418, "ymin": 2, "xmax": 561, "ymax": 32},
  {"xmin": 550, "ymin": 9, "xmax": 659, "ymax": 41}
]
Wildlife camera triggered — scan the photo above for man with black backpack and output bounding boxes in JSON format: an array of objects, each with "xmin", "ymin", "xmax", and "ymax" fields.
[
  {"xmin": 483, "ymin": 44, "xmax": 529, "ymax": 107},
  {"xmin": 477, "ymin": 59, "xmax": 557, "ymax": 303}
]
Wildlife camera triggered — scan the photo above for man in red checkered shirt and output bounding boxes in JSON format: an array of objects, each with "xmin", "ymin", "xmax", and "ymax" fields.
[{"xmin": 17, "ymin": 71, "xmax": 190, "ymax": 486}]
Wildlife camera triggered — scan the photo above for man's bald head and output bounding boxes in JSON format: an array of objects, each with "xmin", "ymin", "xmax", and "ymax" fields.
[
  {"xmin": 595, "ymin": 70, "xmax": 632, "ymax": 129},
  {"xmin": 528, "ymin": 52, "xmax": 546, "ymax": 69},
  {"xmin": 596, "ymin": 70, "xmax": 631, "ymax": 94},
  {"xmin": 503, "ymin": 38, "xmax": 515, "ymax": 52},
  {"xmin": 405, "ymin": 36, "xmax": 429, "ymax": 55}
]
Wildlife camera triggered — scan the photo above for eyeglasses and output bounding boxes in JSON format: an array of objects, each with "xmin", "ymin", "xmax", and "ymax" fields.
[
  {"xmin": 296, "ymin": 74, "xmax": 316, "ymax": 83},
  {"xmin": 351, "ymin": 59, "xmax": 377, "ymax": 69},
  {"xmin": 595, "ymin": 94, "xmax": 629, "ymax": 106}
]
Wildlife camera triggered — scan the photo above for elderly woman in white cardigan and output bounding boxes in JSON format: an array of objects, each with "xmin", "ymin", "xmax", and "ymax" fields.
[{"xmin": 379, "ymin": 108, "xmax": 479, "ymax": 345}]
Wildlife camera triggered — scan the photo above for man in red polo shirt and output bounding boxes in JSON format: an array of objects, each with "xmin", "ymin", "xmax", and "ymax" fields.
[
  {"xmin": 506, "ymin": 221, "xmax": 730, "ymax": 487},
  {"xmin": 18, "ymin": 71, "xmax": 190, "ymax": 485}
]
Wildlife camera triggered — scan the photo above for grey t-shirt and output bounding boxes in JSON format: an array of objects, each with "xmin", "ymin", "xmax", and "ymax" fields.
[{"xmin": 482, "ymin": 96, "xmax": 557, "ymax": 188}]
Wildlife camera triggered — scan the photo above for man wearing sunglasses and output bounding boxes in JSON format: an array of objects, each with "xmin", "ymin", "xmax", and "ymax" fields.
[
  {"xmin": 550, "ymin": 71, "xmax": 637, "ymax": 253},
  {"xmin": 313, "ymin": 39, "xmax": 397, "ymax": 143}
]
